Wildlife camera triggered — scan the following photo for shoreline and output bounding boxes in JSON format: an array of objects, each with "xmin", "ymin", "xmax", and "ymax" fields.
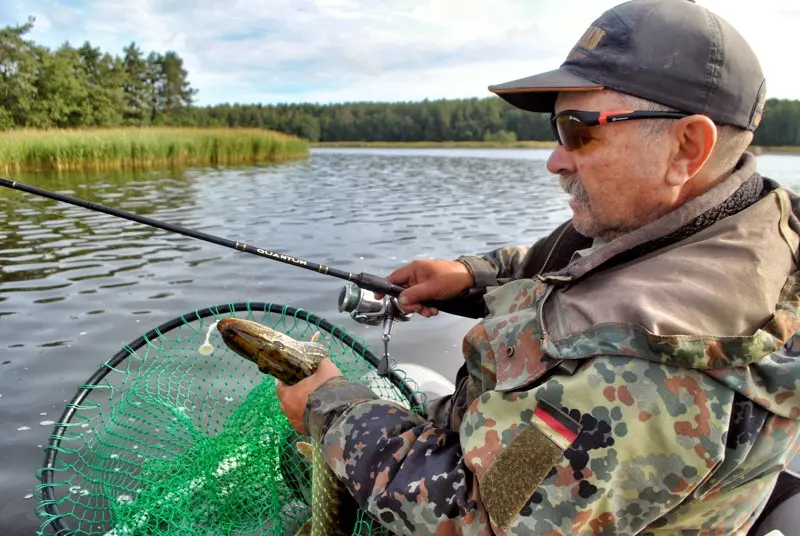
[
  {"xmin": 312, "ymin": 140, "xmax": 557, "ymax": 149},
  {"xmin": 750, "ymin": 146, "xmax": 800, "ymax": 155},
  {"xmin": 312, "ymin": 140, "xmax": 800, "ymax": 155}
]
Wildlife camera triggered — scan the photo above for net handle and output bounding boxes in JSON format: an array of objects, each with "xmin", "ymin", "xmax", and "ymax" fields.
[{"xmin": 38, "ymin": 302, "xmax": 426, "ymax": 536}]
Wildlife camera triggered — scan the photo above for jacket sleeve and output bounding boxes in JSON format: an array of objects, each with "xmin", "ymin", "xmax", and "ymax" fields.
[
  {"xmin": 303, "ymin": 376, "xmax": 493, "ymax": 536},
  {"xmin": 456, "ymin": 220, "xmax": 591, "ymax": 289},
  {"xmin": 303, "ymin": 356, "xmax": 750, "ymax": 535},
  {"xmin": 456, "ymin": 246, "xmax": 531, "ymax": 288}
]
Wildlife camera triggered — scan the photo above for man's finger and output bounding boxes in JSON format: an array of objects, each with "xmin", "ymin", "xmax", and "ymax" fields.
[
  {"xmin": 398, "ymin": 279, "xmax": 439, "ymax": 309},
  {"xmin": 386, "ymin": 264, "xmax": 419, "ymax": 287}
]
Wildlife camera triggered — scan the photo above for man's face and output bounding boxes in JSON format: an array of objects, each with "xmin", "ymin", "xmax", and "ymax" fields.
[{"xmin": 546, "ymin": 91, "xmax": 675, "ymax": 241}]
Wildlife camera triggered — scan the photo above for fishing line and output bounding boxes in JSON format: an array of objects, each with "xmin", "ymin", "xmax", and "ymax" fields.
[{"xmin": 0, "ymin": 177, "xmax": 485, "ymax": 318}]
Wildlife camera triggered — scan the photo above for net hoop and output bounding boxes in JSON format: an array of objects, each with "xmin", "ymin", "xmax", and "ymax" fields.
[{"xmin": 36, "ymin": 302, "xmax": 427, "ymax": 536}]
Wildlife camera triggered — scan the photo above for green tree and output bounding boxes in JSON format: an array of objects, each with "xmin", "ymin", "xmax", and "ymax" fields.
[
  {"xmin": 77, "ymin": 42, "xmax": 126, "ymax": 126},
  {"xmin": 753, "ymin": 99, "xmax": 800, "ymax": 147},
  {"xmin": 158, "ymin": 50, "xmax": 197, "ymax": 121},
  {"xmin": 0, "ymin": 16, "xmax": 40, "ymax": 128},
  {"xmin": 30, "ymin": 42, "xmax": 89, "ymax": 127},
  {"xmin": 122, "ymin": 42, "xmax": 150, "ymax": 125}
]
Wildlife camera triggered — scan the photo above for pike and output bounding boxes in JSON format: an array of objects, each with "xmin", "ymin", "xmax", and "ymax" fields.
[{"xmin": 216, "ymin": 317, "xmax": 360, "ymax": 536}]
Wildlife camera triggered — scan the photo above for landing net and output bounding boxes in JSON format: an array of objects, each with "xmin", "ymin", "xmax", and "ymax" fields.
[{"xmin": 35, "ymin": 302, "xmax": 427, "ymax": 536}]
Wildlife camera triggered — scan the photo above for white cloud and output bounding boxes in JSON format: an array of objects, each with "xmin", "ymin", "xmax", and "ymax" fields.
[{"xmin": 3, "ymin": 0, "xmax": 797, "ymax": 106}]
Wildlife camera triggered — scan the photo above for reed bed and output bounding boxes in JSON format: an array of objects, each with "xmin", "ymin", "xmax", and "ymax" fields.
[{"xmin": 0, "ymin": 127, "xmax": 309, "ymax": 172}]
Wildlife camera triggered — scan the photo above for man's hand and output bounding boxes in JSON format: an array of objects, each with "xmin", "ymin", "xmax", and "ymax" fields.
[
  {"xmin": 275, "ymin": 358, "xmax": 343, "ymax": 435},
  {"xmin": 375, "ymin": 259, "xmax": 475, "ymax": 317}
]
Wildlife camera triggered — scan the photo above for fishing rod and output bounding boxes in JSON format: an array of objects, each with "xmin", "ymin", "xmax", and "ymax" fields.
[{"xmin": 0, "ymin": 177, "xmax": 486, "ymax": 320}]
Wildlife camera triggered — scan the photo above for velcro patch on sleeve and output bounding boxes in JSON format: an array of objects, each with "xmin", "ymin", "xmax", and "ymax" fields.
[{"xmin": 480, "ymin": 400, "xmax": 581, "ymax": 529}]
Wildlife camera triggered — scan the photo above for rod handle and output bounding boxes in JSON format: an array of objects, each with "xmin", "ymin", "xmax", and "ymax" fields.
[{"xmin": 356, "ymin": 272, "xmax": 487, "ymax": 319}]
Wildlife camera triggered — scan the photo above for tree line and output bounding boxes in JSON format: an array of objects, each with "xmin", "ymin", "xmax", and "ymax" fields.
[
  {"xmin": 0, "ymin": 17, "xmax": 196, "ymax": 129},
  {"xmin": 2, "ymin": 17, "xmax": 799, "ymax": 147}
]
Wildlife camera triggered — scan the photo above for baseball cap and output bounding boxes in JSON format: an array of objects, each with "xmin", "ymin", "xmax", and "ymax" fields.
[{"xmin": 488, "ymin": 0, "xmax": 768, "ymax": 131}]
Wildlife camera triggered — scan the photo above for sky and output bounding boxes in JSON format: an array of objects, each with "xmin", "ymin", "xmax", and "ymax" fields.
[{"xmin": 1, "ymin": 0, "xmax": 797, "ymax": 107}]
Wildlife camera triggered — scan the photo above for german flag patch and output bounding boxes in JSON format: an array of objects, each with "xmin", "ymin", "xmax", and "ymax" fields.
[
  {"xmin": 531, "ymin": 399, "xmax": 581, "ymax": 450},
  {"xmin": 480, "ymin": 399, "xmax": 583, "ymax": 528}
]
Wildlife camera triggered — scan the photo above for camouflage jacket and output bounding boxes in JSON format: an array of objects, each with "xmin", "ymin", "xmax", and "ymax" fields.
[{"xmin": 304, "ymin": 152, "xmax": 800, "ymax": 535}]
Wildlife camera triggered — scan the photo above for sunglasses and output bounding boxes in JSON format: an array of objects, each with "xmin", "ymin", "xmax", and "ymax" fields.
[{"xmin": 550, "ymin": 109, "xmax": 689, "ymax": 150}]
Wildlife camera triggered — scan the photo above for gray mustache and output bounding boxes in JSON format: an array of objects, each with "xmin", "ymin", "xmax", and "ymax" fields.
[{"xmin": 560, "ymin": 174, "xmax": 589, "ymax": 203}]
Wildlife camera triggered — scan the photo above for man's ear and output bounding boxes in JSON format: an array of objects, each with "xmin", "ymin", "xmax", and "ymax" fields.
[{"xmin": 664, "ymin": 115, "xmax": 717, "ymax": 187}]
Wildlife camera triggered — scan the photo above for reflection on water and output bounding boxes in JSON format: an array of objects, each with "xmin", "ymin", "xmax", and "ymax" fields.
[
  {"xmin": 1, "ymin": 168, "xmax": 205, "ymax": 316},
  {"xmin": 1, "ymin": 148, "xmax": 799, "ymax": 533}
]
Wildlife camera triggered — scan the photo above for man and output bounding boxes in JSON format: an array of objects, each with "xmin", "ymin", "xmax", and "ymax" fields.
[{"xmin": 276, "ymin": 0, "xmax": 800, "ymax": 533}]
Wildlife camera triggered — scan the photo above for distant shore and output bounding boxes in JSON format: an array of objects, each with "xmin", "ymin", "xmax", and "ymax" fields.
[
  {"xmin": 312, "ymin": 140, "xmax": 558, "ymax": 149},
  {"xmin": 312, "ymin": 140, "xmax": 800, "ymax": 155},
  {"xmin": 0, "ymin": 127, "xmax": 309, "ymax": 172},
  {"xmin": 750, "ymin": 146, "xmax": 800, "ymax": 155}
]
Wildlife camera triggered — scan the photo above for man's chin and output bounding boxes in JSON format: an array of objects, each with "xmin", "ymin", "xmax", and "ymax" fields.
[
  {"xmin": 573, "ymin": 225, "xmax": 596, "ymax": 238},
  {"xmin": 569, "ymin": 213, "xmax": 598, "ymax": 238}
]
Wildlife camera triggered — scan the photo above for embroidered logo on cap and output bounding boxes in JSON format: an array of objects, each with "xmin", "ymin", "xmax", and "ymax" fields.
[{"xmin": 566, "ymin": 25, "xmax": 606, "ymax": 61}]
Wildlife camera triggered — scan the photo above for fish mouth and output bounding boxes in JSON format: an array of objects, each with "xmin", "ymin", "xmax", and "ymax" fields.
[{"xmin": 216, "ymin": 318, "xmax": 263, "ymax": 365}]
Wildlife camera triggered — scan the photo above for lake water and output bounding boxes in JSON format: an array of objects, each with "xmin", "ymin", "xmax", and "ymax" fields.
[{"xmin": 1, "ymin": 147, "xmax": 799, "ymax": 534}]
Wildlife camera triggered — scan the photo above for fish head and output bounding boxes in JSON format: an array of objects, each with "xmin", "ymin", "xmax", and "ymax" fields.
[{"xmin": 216, "ymin": 318, "xmax": 318, "ymax": 383}]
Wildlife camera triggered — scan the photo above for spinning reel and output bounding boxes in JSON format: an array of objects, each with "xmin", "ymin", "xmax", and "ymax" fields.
[{"xmin": 337, "ymin": 283, "xmax": 412, "ymax": 377}]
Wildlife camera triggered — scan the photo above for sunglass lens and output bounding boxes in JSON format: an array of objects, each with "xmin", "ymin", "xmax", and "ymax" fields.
[{"xmin": 556, "ymin": 114, "xmax": 592, "ymax": 150}]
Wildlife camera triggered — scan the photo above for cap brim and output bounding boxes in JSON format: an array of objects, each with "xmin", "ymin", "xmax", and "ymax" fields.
[{"xmin": 488, "ymin": 68, "xmax": 604, "ymax": 113}]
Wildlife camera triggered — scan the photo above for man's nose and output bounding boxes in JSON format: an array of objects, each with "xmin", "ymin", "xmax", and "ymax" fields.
[{"xmin": 546, "ymin": 144, "xmax": 576, "ymax": 176}]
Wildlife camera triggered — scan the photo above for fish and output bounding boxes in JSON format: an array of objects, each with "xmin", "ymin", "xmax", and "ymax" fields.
[{"xmin": 216, "ymin": 318, "xmax": 361, "ymax": 536}]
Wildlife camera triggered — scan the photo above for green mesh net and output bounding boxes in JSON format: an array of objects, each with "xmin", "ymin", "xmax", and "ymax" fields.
[{"xmin": 35, "ymin": 302, "xmax": 427, "ymax": 536}]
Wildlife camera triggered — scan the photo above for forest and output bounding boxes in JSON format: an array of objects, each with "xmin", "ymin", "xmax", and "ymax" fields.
[{"xmin": 2, "ymin": 17, "xmax": 798, "ymax": 147}]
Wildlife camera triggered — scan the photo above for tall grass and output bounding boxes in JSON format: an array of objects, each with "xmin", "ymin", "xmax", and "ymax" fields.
[{"xmin": 0, "ymin": 127, "xmax": 309, "ymax": 172}]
